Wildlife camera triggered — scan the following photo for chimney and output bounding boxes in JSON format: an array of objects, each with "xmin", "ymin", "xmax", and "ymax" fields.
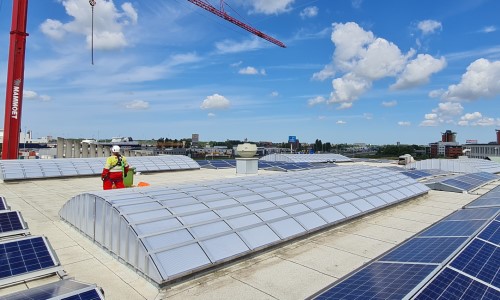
[{"xmin": 496, "ymin": 129, "xmax": 500, "ymax": 144}]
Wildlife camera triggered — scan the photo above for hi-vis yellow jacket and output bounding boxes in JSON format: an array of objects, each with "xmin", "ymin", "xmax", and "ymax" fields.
[{"xmin": 104, "ymin": 155, "xmax": 129, "ymax": 173}]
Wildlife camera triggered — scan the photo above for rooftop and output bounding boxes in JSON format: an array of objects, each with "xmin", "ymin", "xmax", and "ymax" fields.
[{"xmin": 0, "ymin": 160, "xmax": 497, "ymax": 299}]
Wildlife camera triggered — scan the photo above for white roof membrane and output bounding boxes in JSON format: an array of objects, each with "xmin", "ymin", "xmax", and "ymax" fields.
[{"xmin": 59, "ymin": 165, "xmax": 429, "ymax": 287}]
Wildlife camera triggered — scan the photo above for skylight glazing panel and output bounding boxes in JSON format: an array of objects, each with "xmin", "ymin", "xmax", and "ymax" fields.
[
  {"xmin": 197, "ymin": 193, "xmax": 232, "ymax": 202},
  {"xmin": 119, "ymin": 202, "xmax": 163, "ymax": 214},
  {"xmin": 226, "ymin": 214, "xmax": 262, "ymax": 229},
  {"xmin": 283, "ymin": 204, "xmax": 310, "ymax": 215},
  {"xmin": 335, "ymin": 203, "xmax": 361, "ymax": 217},
  {"xmin": 324, "ymin": 195, "xmax": 345, "ymax": 205},
  {"xmin": 127, "ymin": 209, "xmax": 172, "ymax": 223},
  {"xmin": 246, "ymin": 201, "xmax": 275, "ymax": 211},
  {"xmin": 144, "ymin": 229, "xmax": 194, "ymax": 250},
  {"xmin": 215, "ymin": 206, "xmax": 250, "ymax": 218},
  {"xmin": 170, "ymin": 203, "xmax": 208, "ymax": 214},
  {"xmin": 365, "ymin": 195, "xmax": 386, "ymax": 207},
  {"xmin": 316, "ymin": 207, "xmax": 345, "ymax": 222},
  {"xmin": 239, "ymin": 225, "xmax": 280, "ymax": 250},
  {"xmin": 134, "ymin": 218, "xmax": 182, "ymax": 235},
  {"xmin": 304, "ymin": 199, "xmax": 329, "ymax": 210},
  {"xmin": 205, "ymin": 199, "xmax": 238, "ymax": 208},
  {"xmin": 191, "ymin": 221, "xmax": 232, "ymax": 238},
  {"xmin": 351, "ymin": 199, "xmax": 375, "ymax": 212},
  {"xmin": 201, "ymin": 233, "xmax": 250, "ymax": 262},
  {"xmin": 235, "ymin": 194, "xmax": 265, "ymax": 203},
  {"xmin": 260, "ymin": 190, "xmax": 287, "ymax": 199},
  {"xmin": 161, "ymin": 197, "xmax": 199, "ymax": 207},
  {"xmin": 257, "ymin": 208, "xmax": 288, "ymax": 221},
  {"xmin": 295, "ymin": 212, "xmax": 327, "ymax": 230},
  {"xmin": 270, "ymin": 196, "xmax": 298, "ymax": 206},
  {"xmin": 339, "ymin": 192, "xmax": 359, "ymax": 201},
  {"xmin": 269, "ymin": 218, "xmax": 306, "ymax": 239},
  {"xmin": 154, "ymin": 243, "xmax": 211, "ymax": 279},
  {"xmin": 180, "ymin": 211, "xmax": 219, "ymax": 225}
]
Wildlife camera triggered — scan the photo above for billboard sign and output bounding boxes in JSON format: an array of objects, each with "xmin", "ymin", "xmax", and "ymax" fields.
[{"xmin": 288, "ymin": 136, "xmax": 296, "ymax": 143}]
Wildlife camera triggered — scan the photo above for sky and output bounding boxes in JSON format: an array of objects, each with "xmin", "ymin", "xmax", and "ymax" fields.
[{"xmin": 0, "ymin": 0, "xmax": 499, "ymax": 145}]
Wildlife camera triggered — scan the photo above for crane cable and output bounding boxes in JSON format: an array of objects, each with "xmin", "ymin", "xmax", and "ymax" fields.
[{"xmin": 89, "ymin": 0, "xmax": 96, "ymax": 65}]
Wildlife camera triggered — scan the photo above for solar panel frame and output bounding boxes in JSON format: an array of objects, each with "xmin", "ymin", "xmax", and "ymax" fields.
[
  {"xmin": 0, "ymin": 196, "xmax": 9, "ymax": 211},
  {"xmin": 0, "ymin": 211, "xmax": 30, "ymax": 238},
  {"xmin": 0, "ymin": 279, "xmax": 105, "ymax": 300},
  {"xmin": 311, "ymin": 262, "xmax": 438, "ymax": 300},
  {"xmin": 0, "ymin": 236, "xmax": 63, "ymax": 287},
  {"xmin": 413, "ymin": 267, "xmax": 500, "ymax": 300}
]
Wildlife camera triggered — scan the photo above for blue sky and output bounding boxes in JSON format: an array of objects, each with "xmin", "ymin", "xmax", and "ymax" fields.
[{"xmin": 0, "ymin": 0, "xmax": 499, "ymax": 145}]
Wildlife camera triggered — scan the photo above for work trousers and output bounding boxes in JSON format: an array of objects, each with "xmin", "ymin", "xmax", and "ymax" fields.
[{"xmin": 103, "ymin": 172, "xmax": 125, "ymax": 190}]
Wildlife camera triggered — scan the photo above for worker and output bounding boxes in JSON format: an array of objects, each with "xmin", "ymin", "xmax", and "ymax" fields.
[{"xmin": 101, "ymin": 145, "xmax": 129, "ymax": 190}]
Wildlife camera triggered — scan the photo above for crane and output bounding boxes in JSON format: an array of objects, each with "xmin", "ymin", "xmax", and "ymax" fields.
[
  {"xmin": 187, "ymin": 0, "xmax": 286, "ymax": 48},
  {"xmin": 2, "ymin": 0, "xmax": 285, "ymax": 159}
]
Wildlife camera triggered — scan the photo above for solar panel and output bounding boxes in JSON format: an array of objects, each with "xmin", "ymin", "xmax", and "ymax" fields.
[
  {"xmin": 378, "ymin": 237, "xmax": 467, "ymax": 263},
  {"xmin": 0, "ymin": 279, "xmax": 104, "ymax": 300},
  {"xmin": 414, "ymin": 267, "xmax": 500, "ymax": 300},
  {"xmin": 311, "ymin": 263, "xmax": 437, "ymax": 300},
  {"xmin": 418, "ymin": 220, "xmax": 487, "ymax": 237},
  {"xmin": 0, "ymin": 211, "xmax": 30, "ymax": 238},
  {"xmin": 478, "ymin": 220, "xmax": 500, "ymax": 244},
  {"xmin": 442, "ymin": 207, "xmax": 500, "ymax": 221},
  {"xmin": 450, "ymin": 239, "xmax": 499, "ymax": 287},
  {"xmin": 0, "ymin": 197, "xmax": 9, "ymax": 211},
  {"xmin": 0, "ymin": 236, "xmax": 62, "ymax": 286}
]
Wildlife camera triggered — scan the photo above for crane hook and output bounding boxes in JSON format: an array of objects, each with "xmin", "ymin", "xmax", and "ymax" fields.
[{"xmin": 89, "ymin": 0, "xmax": 96, "ymax": 64}]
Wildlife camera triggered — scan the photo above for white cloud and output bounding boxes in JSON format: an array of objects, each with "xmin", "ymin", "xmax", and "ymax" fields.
[
  {"xmin": 208, "ymin": 113, "xmax": 216, "ymax": 117},
  {"xmin": 300, "ymin": 6, "xmax": 318, "ymax": 19},
  {"xmin": 248, "ymin": 0, "xmax": 295, "ymax": 14},
  {"xmin": 317, "ymin": 22, "xmax": 443, "ymax": 109},
  {"xmin": 125, "ymin": 100, "xmax": 149, "ymax": 110},
  {"xmin": 200, "ymin": 94, "xmax": 231, "ymax": 110},
  {"xmin": 351, "ymin": 0, "xmax": 363, "ymax": 9},
  {"xmin": 318, "ymin": 115, "xmax": 326, "ymax": 120},
  {"xmin": 363, "ymin": 113, "xmax": 373, "ymax": 120},
  {"xmin": 391, "ymin": 54, "xmax": 446, "ymax": 89},
  {"xmin": 398, "ymin": 121, "xmax": 411, "ymax": 126},
  {"xmin": 270, "ymin": 91, "xmax": 279, "ymax": 97},
  {"xmin": 481, "ymin": 26, "xmax": 496, "ymax": 33},
  {"xmin": 238, "ymin": 66, "xmax": 266, "ymax": 75},
  {"xmin": 417, "ymin": 20, "xmax": 442, "ymax": 35},
  {"xmin": 382, "ymin": 100, "xmax": 397, "ymax": 107},
  {"xmin": 23, "ymin": 90, "xmax": 51, "ymax": 101},
  {"xmin": 441, "ymin": 58, "xmax": 500, "ymax": 101},
  {"xmin": 40, "ymin": 19, "xmax": 65, "ymax": 40},
  {"xmin": 40, "ymin": 0, "xmax": 138, "ymax": 50},
  {"xmin": 336, "ymin": 120, "xmax": 347, "ymax": 124},
  {"xmin": 458, "ymin": 112, "xmax": 500, "ymax": 126},
  {"xmin": 312, "ymin": 64, "xmax": 335, "ymax": 81},
  {"xmin": 429, "ymin": 89, "xmax": 445, "ymax": 98},
  {"xmin": 239, "ymin": 66, "xmax": 258, "ymax": 75},
  {"xmin": 308, "ymin": 96, "xmax": 326, "ymax": 106},
  {"xmin": 337, "ymin": 102, "xmax": 353, "ymax": 110},
  {"xmin": 419, "ymin": 102, "xmax": 464, "ymax": 126},
  {"xmin": 215, "ymin": 37, "xmax": 266, "ymax": 54}
]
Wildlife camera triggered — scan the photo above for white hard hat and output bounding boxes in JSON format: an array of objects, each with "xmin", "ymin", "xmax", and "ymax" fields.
[{"xmin": 111, "ymin": 145, "xmax": 120, "ymax": 153}]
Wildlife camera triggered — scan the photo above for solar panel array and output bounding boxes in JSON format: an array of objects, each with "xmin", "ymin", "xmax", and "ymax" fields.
[
  {"xmin": 407, "ymin": 158, "xmax": 500, "ymax": 174},
  {"xmin": 400, "ymin": 169, "xmax": 449, "ymax": 180},
  {"xmin": 0, "ymin": 196, "xmax": 103, "ymax": 298},
  {"xmin": 197, "ymin": 159, "xmax": 338, "ymax": 172},
  {"xmin": 260, "ymin": 153, "xmax": 352, "ymax": 163},
  {"xmin": 1, "ymin": 279, "xmax": 104, "ymax": 300},
  {"xmin": 59, "ymin": 165, "xmax": 429, "ymax": 286},
  {"xmin": 0, "ymin": 156, "xmax": 200, "ymax": 181},
  {"xmin": 424, "ymin": 172, "xmax": 499, "ymax": 193},
  {"xmin": 310, "ymin": 185, "xmax": 500, "ymax": 300}
]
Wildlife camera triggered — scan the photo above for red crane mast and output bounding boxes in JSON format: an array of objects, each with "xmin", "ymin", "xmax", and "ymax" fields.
[
  {"xmin": 2, "ymin": 0, "xmax": 28, "ymax": 159},
  {"xmin": 187, "ymin": 0, "xmax": 286, "ymax": 48},
  {"xmin": 2, "ymin": 0, "xmax": 284, "ymax": 159}
]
